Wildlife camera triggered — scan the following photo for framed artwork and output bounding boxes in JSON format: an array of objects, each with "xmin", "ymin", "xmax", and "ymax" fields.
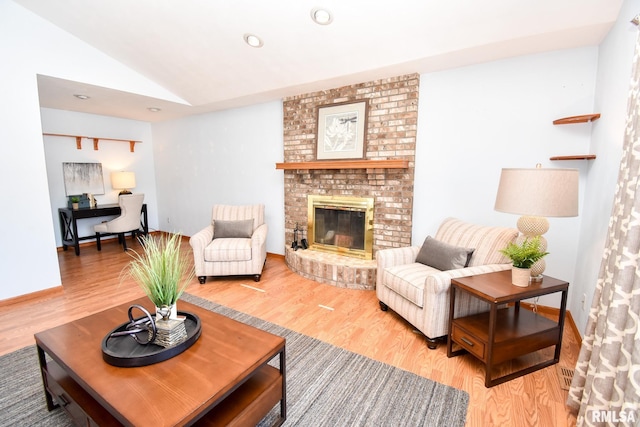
[
  {"xmin": 62, "ymin": 162, "xmax": 105, "ymax": 196},
  {"xmin": 316, "ymin": 101, "xmax": 368, "ymax": 160}
]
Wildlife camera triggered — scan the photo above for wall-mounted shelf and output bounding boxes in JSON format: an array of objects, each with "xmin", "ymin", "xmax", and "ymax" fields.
[
  {"xmin": 550, "ymin": 113, "xmax": 600, "ymax": 161},
  {"xmin": 552, "ymin": 114, "xmax": 600, "ymax": 125},
  {"xmin": 275, "ymin": 159, "xmax": 409, "ymax": 170},
  {"xmin": 43, "ymin": 133, "xmax": 141, "ymax": 153},
  {"xmin": 550, "ymin": 155, "xmax": 596, "ymax": 161}
]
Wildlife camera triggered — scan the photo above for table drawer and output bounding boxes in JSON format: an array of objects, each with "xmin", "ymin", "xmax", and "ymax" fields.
[
  {"xmin": 43, "ymin": 365, "xmax": 92, "ymax": 426},
  {"xmin": 42, "ymin": 359, "xmax": 120, "ymax": 426},
  {"xmin": 452, "ymin": 324, "xmax": 486, "ymax": 361}
]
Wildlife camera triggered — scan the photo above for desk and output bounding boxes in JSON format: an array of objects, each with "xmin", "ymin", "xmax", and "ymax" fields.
[
  {"xmin": 447, "ymin": 270, "xmax": 568, "ymax": 387},
  {"xmin": 58, "ymin": 204, "xmax": 148, "ymax": 255}
]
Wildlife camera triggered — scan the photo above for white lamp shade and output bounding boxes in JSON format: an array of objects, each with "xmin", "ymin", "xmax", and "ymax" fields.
[
  {"xmin": 494, "ymin": 168, "xmax": 579, "ymax": 217},
  {"xmin": 111, "ymin": 171, "xmax": 136, "ymax": 190}
]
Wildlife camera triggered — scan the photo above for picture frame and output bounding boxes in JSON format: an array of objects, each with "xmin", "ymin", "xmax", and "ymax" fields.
[
  {"xmin": 62, "ymin": 162, "xmax": 105, "ymax": 196},
  {"xmin": 316, "ymin": 101, "xmax": 368, "ymax": 160}
]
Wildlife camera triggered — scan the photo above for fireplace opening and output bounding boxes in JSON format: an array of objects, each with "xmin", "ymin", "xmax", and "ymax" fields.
[{"xmin": 307, "ymin": 195, "xmax": 374, "ymax": 260}]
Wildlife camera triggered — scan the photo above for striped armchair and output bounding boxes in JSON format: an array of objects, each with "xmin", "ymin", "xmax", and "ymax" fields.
[
  {"xmin": 189, "ymin": 204, "xmax": 268, "ymax": 283},
  {"xmin": 376, "ymin": 217, "xmax": 517, "ymax": 349}
]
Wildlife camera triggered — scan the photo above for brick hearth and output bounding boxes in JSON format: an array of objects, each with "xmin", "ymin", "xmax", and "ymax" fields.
[
  {"xmin": 285, "ymin": 247, "xmax": 376, "ymax": 290},
  {"xmin": 281, "ymin": 73, "xmax": 419, "ymax": 288}
]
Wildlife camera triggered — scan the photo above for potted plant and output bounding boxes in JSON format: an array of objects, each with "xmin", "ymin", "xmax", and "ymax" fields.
[
  {"xmin": 123, "ymin": 233, "xmax": 195, "ymax": 320},
  {"xmin": 499, "ymin": 236, "xmax": 549, "ymax": 287},
  {"xmin": 70, "ymin": 196, "xmax": 80, "ymax": 209}
]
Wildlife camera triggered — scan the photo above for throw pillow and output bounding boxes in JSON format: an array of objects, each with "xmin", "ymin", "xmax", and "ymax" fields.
[
  {"xmin": 212, "ymin": 219, "xmax": 254, "ymax": 239},
  {"xmin": 415, "ymin": 236, "xmax": 474, "ymax": 271}
]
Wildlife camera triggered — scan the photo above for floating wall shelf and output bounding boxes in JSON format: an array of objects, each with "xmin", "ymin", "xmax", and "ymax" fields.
[
  {"xmin": 552, "ymin": 114, "xmax": 600, "ymax": 125},
  {"xmin": 550, "ymin": 113, "xmax": 600, "ymax": 161},
  {"xmin": 43, "ymin": 133, "xmax": 141, "ymax": 153},
  {"xmin": 275, "ymin": 159, "xmax": 409, "ymax": 170},
  {"xmin": 550, "ymin": 155, "xmax": 596, "ymax": 161}
]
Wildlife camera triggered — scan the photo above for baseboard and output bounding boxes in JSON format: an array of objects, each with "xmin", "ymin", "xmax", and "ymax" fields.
[
  {"xmin": 520, "ymin": 301, "xmax": 582, "ymax": 346},
  {"xmin": 0, "ymin": 285, "xmax": 64, "ymax": 307}
]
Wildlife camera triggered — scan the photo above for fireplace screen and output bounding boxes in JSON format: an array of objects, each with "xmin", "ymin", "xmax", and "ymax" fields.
[{"xmin": 307, "ymin": 195, "xmax": 374, "ymax": 260}]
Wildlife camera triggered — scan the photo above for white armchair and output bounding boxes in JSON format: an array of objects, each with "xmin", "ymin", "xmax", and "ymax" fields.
[
  {"xmin": 94, "ymin": 193, "xmax": 145, "ymax": 251},
  {"xmin": 376, "ymin": 217, "xmax": 518, "ymax": 349},
  {"xmin": 189, "ymin": 204, "xmax": 268, "ymax": 283}
]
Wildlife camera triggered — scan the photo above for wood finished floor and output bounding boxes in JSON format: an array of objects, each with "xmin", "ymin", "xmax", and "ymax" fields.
[{"xmin": 0, "ymin": 237, "xmax": 579, "ymax": 426}]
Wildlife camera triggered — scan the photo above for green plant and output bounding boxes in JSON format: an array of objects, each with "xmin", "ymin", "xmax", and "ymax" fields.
[
  {"xmin": 123, "ymin": 233, "xmax": 194, "ymax": 307},
  {"xmin": 70, "ymin": 196, "xmax": 80, "ymax": 203},
  {"xmin": 499, "ymin": 236, "xmax": 549, "ymax": 269}
]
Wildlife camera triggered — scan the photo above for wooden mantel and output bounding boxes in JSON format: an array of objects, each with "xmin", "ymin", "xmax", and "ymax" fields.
[{"xmin": 275, "ymin": 159, "xmax": 409, "ymax": 170}]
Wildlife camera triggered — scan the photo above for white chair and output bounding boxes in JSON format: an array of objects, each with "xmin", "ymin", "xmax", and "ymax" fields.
[
  {"xmin": 189, "ymin": 204, "xmax": 268, "ymax": 283},
  {"xmin": 94, "ymin": 193, "xmax": 145, "ymax": 251}
]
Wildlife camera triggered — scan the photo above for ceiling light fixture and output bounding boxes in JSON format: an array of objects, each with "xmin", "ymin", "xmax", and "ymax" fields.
[
  {"xmin": 243, "ymin": 33, "xmax": 264, "ymax": 48},
  {"xmin": 74, "ymin": 94, "xmax": 90, "ymax": 100},
  {"xmin": 311, "ymin": 7, "xmax": 333, "ymax": 25},
  {"xmin": 148, "ymin": 107, "xmax": 161, "ymax": 112}
]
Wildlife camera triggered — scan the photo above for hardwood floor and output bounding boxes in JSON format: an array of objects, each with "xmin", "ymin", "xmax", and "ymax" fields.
[{"xmin": 0, "ymin": 237, "xmax": 579, "ymax": 426}]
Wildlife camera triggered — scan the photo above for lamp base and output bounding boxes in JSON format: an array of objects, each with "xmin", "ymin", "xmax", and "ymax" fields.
[
  {"xmin": 118, "ymin": 190, "xmax": 132, "ymax": 195},
  {"xmin": 530, "ymin": 274, "xmax": 543, "ymax": 283}
]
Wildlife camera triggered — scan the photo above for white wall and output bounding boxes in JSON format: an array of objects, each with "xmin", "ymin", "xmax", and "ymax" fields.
[
  {"xmin": 41, "ymin": 108, "xmax": 159, "ymax": 246},
  {"xmin": 572, "ymin": 0, "xmax": 639, "ymax": 333},
  {"xmin": 414, "ymin": 47, "xmax": 597, "ymax": 308},
  {"xmin": 0, "ymin": 1, "xmax": 188, "ymax": 300},
  {"xmin": 151, "ymin": 102, "xmax": 285, "ymax": 254}
]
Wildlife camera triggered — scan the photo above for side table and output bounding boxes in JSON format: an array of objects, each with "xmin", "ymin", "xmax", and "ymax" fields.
[{"xmin": 447, "ymin": 270, "xmax": 569, "ymax": 387}]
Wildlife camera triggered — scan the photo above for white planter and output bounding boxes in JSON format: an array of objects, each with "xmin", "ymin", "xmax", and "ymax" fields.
[
  {"xmin": 155, "ymin": 303, "xmax": 178, "ymax": 321},
  {"xmin": 511, "ymin": 266, "xmax": 531, "ymax": 287}
]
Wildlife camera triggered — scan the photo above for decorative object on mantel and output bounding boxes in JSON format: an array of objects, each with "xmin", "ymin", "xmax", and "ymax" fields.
[
  {"xmin": 43, "ymin": 133, "xmax": 142, "ymax": 152},
  {"xmin": 499, "ymin": 236, "xmax": 549, "ymax": 287},
  {"xmin": 316, "ymin": 101, "xmax": 368, "ymax": 160},
  {"xmin": 122, "ymin": 233, "xmax": 195, "ymax": 346},
  {"xmin": 494, "ymin": 164, "xmax": 578, "ymax": 281}
]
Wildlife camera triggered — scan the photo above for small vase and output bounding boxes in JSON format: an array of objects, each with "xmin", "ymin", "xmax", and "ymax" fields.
[
  {"xmin": 72, "ymin": 202, "xmax": 79, "ymax": 209},
  {"xmin": 511, "ymin": 266, "xmax": 531, "ymax": 287},
  {"xmin": 155, "ymin": 304, "xmax": 178, "ymax": 321}
]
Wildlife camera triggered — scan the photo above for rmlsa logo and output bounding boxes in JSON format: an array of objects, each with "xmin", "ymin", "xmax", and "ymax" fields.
[{"xmin": 590, "ymin": 409, "xmax": 637, "ymax": 423}]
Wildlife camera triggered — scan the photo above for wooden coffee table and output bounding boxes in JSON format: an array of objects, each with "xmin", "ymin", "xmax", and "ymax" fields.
[{"xmin": 34, "ymin": 297, "xmax": 286, "ymax": 426}]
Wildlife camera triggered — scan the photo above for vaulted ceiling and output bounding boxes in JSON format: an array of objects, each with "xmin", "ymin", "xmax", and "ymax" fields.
[{"xmin": 16, "ymin": 0, "xmax": 624, "ymax": 122}]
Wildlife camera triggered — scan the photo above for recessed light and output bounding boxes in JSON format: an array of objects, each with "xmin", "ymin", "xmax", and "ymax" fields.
[
  {"xmin": 243, "ymin": 33, "xmax": 264, "ymax": 48},
  {"xmin": 311, "ymin": 8, "xmax": 333, "ymax": 25},
  {"xmin": 74, "ymin": 94, "xmax": 90, "ymax": 100},
  {"xmin": 148, "ymin": 107, "xmax": 161, "ymax": 112}
]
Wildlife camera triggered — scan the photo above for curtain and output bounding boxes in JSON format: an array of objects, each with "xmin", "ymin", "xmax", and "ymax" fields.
[{"xmin": 566, "ymin": 19, "xmax": 640, "ymax": 426}]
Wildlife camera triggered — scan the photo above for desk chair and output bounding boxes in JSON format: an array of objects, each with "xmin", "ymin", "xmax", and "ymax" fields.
[{"xmin": 94, "ymin": 193, "xmax": 145, "ymax": 251}]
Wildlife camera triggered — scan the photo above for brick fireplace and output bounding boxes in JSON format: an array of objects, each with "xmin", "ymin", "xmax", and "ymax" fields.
[{"xmin": 281, "ymin": 73, "xmax": 419, "ymax": 289}]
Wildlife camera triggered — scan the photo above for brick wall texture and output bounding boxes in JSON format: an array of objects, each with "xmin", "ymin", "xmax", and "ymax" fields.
[{"xmin": 282, "ymin": 73, "xmax": 419, "ymax": 256}]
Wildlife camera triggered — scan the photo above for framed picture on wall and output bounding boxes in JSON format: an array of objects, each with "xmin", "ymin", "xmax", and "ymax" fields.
[
  {"xmin": 316, "ymin": 101, "xmax": 368, "ymax": 160},
  {"xmin": 62, "ymin": 162, "xmax": 105, "ymax": 195}
]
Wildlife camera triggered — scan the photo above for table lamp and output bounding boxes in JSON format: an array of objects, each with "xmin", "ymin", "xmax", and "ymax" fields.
[
  {"xmin": 111, "ymin": 171, "xmax": 136, "ymax": 195},
  {"xmin": 494, "ymin": 165, "xmax": 578, "ymax": 280}
]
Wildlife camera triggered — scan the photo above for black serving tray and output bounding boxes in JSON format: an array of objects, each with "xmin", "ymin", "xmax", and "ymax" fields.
[{"xmin": 101, "ymin": 311, "xmax": 201, "ymax": 367}]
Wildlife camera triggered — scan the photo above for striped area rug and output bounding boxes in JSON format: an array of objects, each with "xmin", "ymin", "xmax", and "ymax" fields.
[{"xmin": 0, "ymin": 293, "xmax": 468, "ymax": 426}]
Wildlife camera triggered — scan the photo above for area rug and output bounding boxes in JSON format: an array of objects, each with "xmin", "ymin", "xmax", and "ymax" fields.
[{"xmin": 0, "ymin": 293, "xmax": 469, "ymax": 427}]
